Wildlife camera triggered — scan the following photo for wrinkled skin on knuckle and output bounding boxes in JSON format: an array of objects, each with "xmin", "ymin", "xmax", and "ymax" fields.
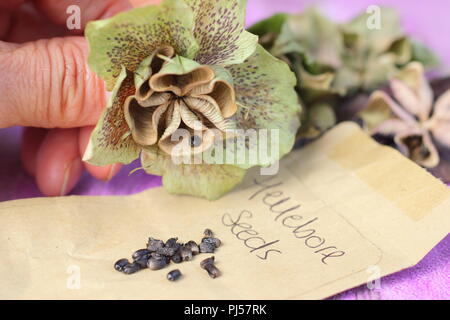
[
  {"xmin": 51, "ymin": 37, "xmax": 106, "ymax": 127},
  {"xmin": 49, "ymin": 37, "xmax": 105, "ymax": 127},
  {"xmin": 0, "ymin": 42, "xmax": 25, "ymax": 127},
  {"xmin": 7, "ymin": 37, "xmax": 105, "ymax": 128}
]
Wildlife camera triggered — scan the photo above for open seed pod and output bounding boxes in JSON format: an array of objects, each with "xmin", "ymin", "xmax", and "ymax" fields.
[{"xmin": 124, "ymin": 51, "xmax": 237, "ymax": 157}]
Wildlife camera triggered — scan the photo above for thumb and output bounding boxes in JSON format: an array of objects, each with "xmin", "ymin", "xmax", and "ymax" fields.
[{"xmin": 0, "ymin": 37, "xmax": 106, "ymax": 129}]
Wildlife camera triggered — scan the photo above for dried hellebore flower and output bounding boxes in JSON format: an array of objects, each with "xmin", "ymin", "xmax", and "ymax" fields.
[
  {"xmin": 250, "ymin": 7, "xmax": 437, "ymax": 139},
  {"xmin": 83, "ymin": 0, "xmax": 301, "ymax": 200},
  {"xmin": 252, "ymin": 7, "xmax": 437, "ymax": 96},
  {"xmin": 360, "ymin": 62, "xmax": 450, "ymax": 168}
]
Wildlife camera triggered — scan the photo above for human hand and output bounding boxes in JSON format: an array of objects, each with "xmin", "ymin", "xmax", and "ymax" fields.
[{"xmin": 0, "ymin": 0, "xmax": 137, "ymax": 196}]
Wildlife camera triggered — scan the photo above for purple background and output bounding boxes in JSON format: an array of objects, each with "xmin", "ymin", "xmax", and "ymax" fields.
[{"xmin": 0, "ymin": 0, "xmax": 449, "ymax": 299}]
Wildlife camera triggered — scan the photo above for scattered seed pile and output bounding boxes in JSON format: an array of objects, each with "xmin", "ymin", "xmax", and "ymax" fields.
[{"xmin": 114, "ymin": 228, "xmax": 221, "ymax": 281}]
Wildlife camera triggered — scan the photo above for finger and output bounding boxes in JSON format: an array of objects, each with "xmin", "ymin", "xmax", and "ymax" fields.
[
  {"xmin": 34, "ymin": 0, "xmax": 132, "ymax": 31},
  {"xmin": 129, "ymin": 0, "xmax": 162, "ymax": 7},
  {"xmin": 35, "ymin": 128, "xmax": 84, "ymax": 196},
  {"xmin": 20, "ymin": 127, "xmax": 48, "ymax": 176},
  {"xmin": 0, "ymin": 36, "xmax": 106, "ymax": 129},
  {"xmin": 78, "ymin": 126, "xmax": 122, "ymax": 180}
]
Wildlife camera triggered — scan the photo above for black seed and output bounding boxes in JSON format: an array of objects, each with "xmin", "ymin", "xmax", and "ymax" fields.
[
  {"xmin": 180, "ymin": 247, "xmax": 193, "ymax": 261},
  {"xmin": 114, "ymin": 258, "xmax": 130, "ymax": 272},
  {"xmin": 200, "ymin": 256, "xmax": 215, "ymax": 269},
  {"xmin": 167, "ymin": 269, "xmax": 182, "ymax": 281},
  {"xmin": 203, "ymin": 228, "xmax": 213, "ymax": 237},
  {"xmin": 165, "ymin": 237, "xmax": 179, "ymax": 247},
  {"xmin": 147, "ymin": 257, "xmax": 168, "ymax": 270},
  {"xmin": 156, "ymin": 246, "xmax": 177, "ymax": 257},
  {"xmin": 171, "ymin": 253, "xmax": 182, "ymax": 264},
  {"xmin": 185, "ymin": 240, "xmax": 200, "ymax": 255},
  {"xmin": 202, "ymin": 237, "xmax": 221, "ymax": 248},
  {"xmin": 199, "ymin": 241, "xmax": 215, "ymax": 253},
  {"xmin": 200, "ymin": 256, "xmax": 220, "ymax": 279},
  {"xmin": 205, "ymin": 265, "xmax": 220, "ymax": 279},
  {"xmin": 147, "ymin": 237, "xmax": 164, "ymax": 252},
  {"xmin": 123, "ymin": 262, "xmax": 141, "ymax": 275},
  {"xmin": 134, "ymin": 255, "xmax": 150, "ymax": 268},
  {"xmin": 132, "ymin": 248, "xmax": 151, "ymax": 261}
]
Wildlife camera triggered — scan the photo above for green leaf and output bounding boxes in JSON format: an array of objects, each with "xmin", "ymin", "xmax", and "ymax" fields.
[
  {"xmin": 156, "ymin": 55, "xmax": 202, "ymax": 75},
  {"xmin": 141, "ymin": 148, "xmax": 246, "ymax": 200},
  {"xmin": 83, "ymin": 67, "xmax": 140, "ymax": 165},
  {"xmin": 272, "ymin": 8, "xmax": 343, "ymax": 69},
  {"xmin": 411, "ymin": 40, "xmax": 440, "ymax": 68},
  {"xmin": 361, "ymin": 54, "xmax": 399, "ymax": 91},
  {"xmin": 134, "ymin": 55, "xmax": 154, "ymax": 90},
  {"xmin": 248, "ymin": 13, "xmax": 289, "ymax": 37},
  {"xmin": 388, "ymin": 37, "xmax": 413, "ymax": 65},
  {"xmin": 152, "ymin": 54, "xmax": 234, "ymax": 84},
  {"xmin": 86, "ymin": 0, "xmax": 199, "ymax": 90},
  {"xmin": 342, "ymin": 7, "xmax": 403, "ymax": 55},
  {"xmin": 216, "ymin": 44, "xmax": 301, "ymax": 169},
  {"xmin": 358, "ymin": 91, "xmax": 394, "ymax": 132},
  {"xmin": 184, "ymin": 0, "xmax": 258, "ymax": 66},
  {"xmin": 299, "ymin": 102, "xmax": 336, "ymax": 139}
]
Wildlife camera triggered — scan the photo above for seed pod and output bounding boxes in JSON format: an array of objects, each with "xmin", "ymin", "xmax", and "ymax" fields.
[
  {"xmin": 123, "ymin": 262, "xmax": 142, "ymax": 275},
  {"xmin": 203, "ymin": 228, "xmax": 213, "ymax": 237},
  {"xmin": 147, "ymin": 257, "xmax": 168, "ymax": 270},
  {"xmin": 114, "ymin": 258, "xmax": 130, "ymax": 272},
  {"xmin": 171, "ymin": 253, "xmax": 182, "ymax": 264},
  {"xmin": 202, "ymin": 237, "xmax": 221, "ymax": 248},
  {"xmin": 180, "ymin": 247, "xmax": 193, "ymax": 261},
  {"xmin": 200, "ymin": 256, "xmax": 220, "ymax": 279},
  {"xmin": 132, "ymin": 248, "xmax": 151, "ymax": 261},
  {"xmin": 185, "ymin": 240, "xmax": 200, "ymax": 255},
  {"xmin": 199, "ymin": 241, "xmax": 215, "ymax": 253},
  {"xmin": 167, "ymin": 269, "xmax": 182, "ymax": 281},
  {"xmin": 147, "ymin": 237, "xmax": 164, "ymax": 252}
]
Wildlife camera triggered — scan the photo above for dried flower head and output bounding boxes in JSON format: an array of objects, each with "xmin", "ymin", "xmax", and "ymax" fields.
[
  {"xmin": 250, "ymin": 7, "xmax": 437, "ymax": 139},
  {"xmin": 83, "ymin": 0, "xmax": 301, "ymax": 200},
  {"xmin": 360, "ymin": 62, "xmax": 450, "ymax": 168}
]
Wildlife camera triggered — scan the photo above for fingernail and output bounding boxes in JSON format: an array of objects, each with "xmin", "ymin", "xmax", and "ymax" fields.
[
  {"xmin": 59, "ymin": 159, "xmax": 82, "ymax": 196},
  {"xmin": 106, "ymin": 164, "xmax": 119, "ymax": 181},
  {"xmin": 105, "ymin": 91, "xmax": 113, "ymax": 102}
]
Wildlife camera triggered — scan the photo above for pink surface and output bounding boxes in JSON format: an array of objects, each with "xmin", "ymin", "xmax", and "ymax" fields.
[{"xmin": 0, "ymin": 0, "xmax": 449, "ymax": 299}]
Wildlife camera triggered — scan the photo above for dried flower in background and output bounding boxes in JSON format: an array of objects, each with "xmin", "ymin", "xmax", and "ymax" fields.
[
  {"xmin": 250, "ymin": 7, "xmax": 438, "ymax": 140},
  {"xmin": 359, "ymin": 62, "xmax": 450, "ymax": 176}
]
